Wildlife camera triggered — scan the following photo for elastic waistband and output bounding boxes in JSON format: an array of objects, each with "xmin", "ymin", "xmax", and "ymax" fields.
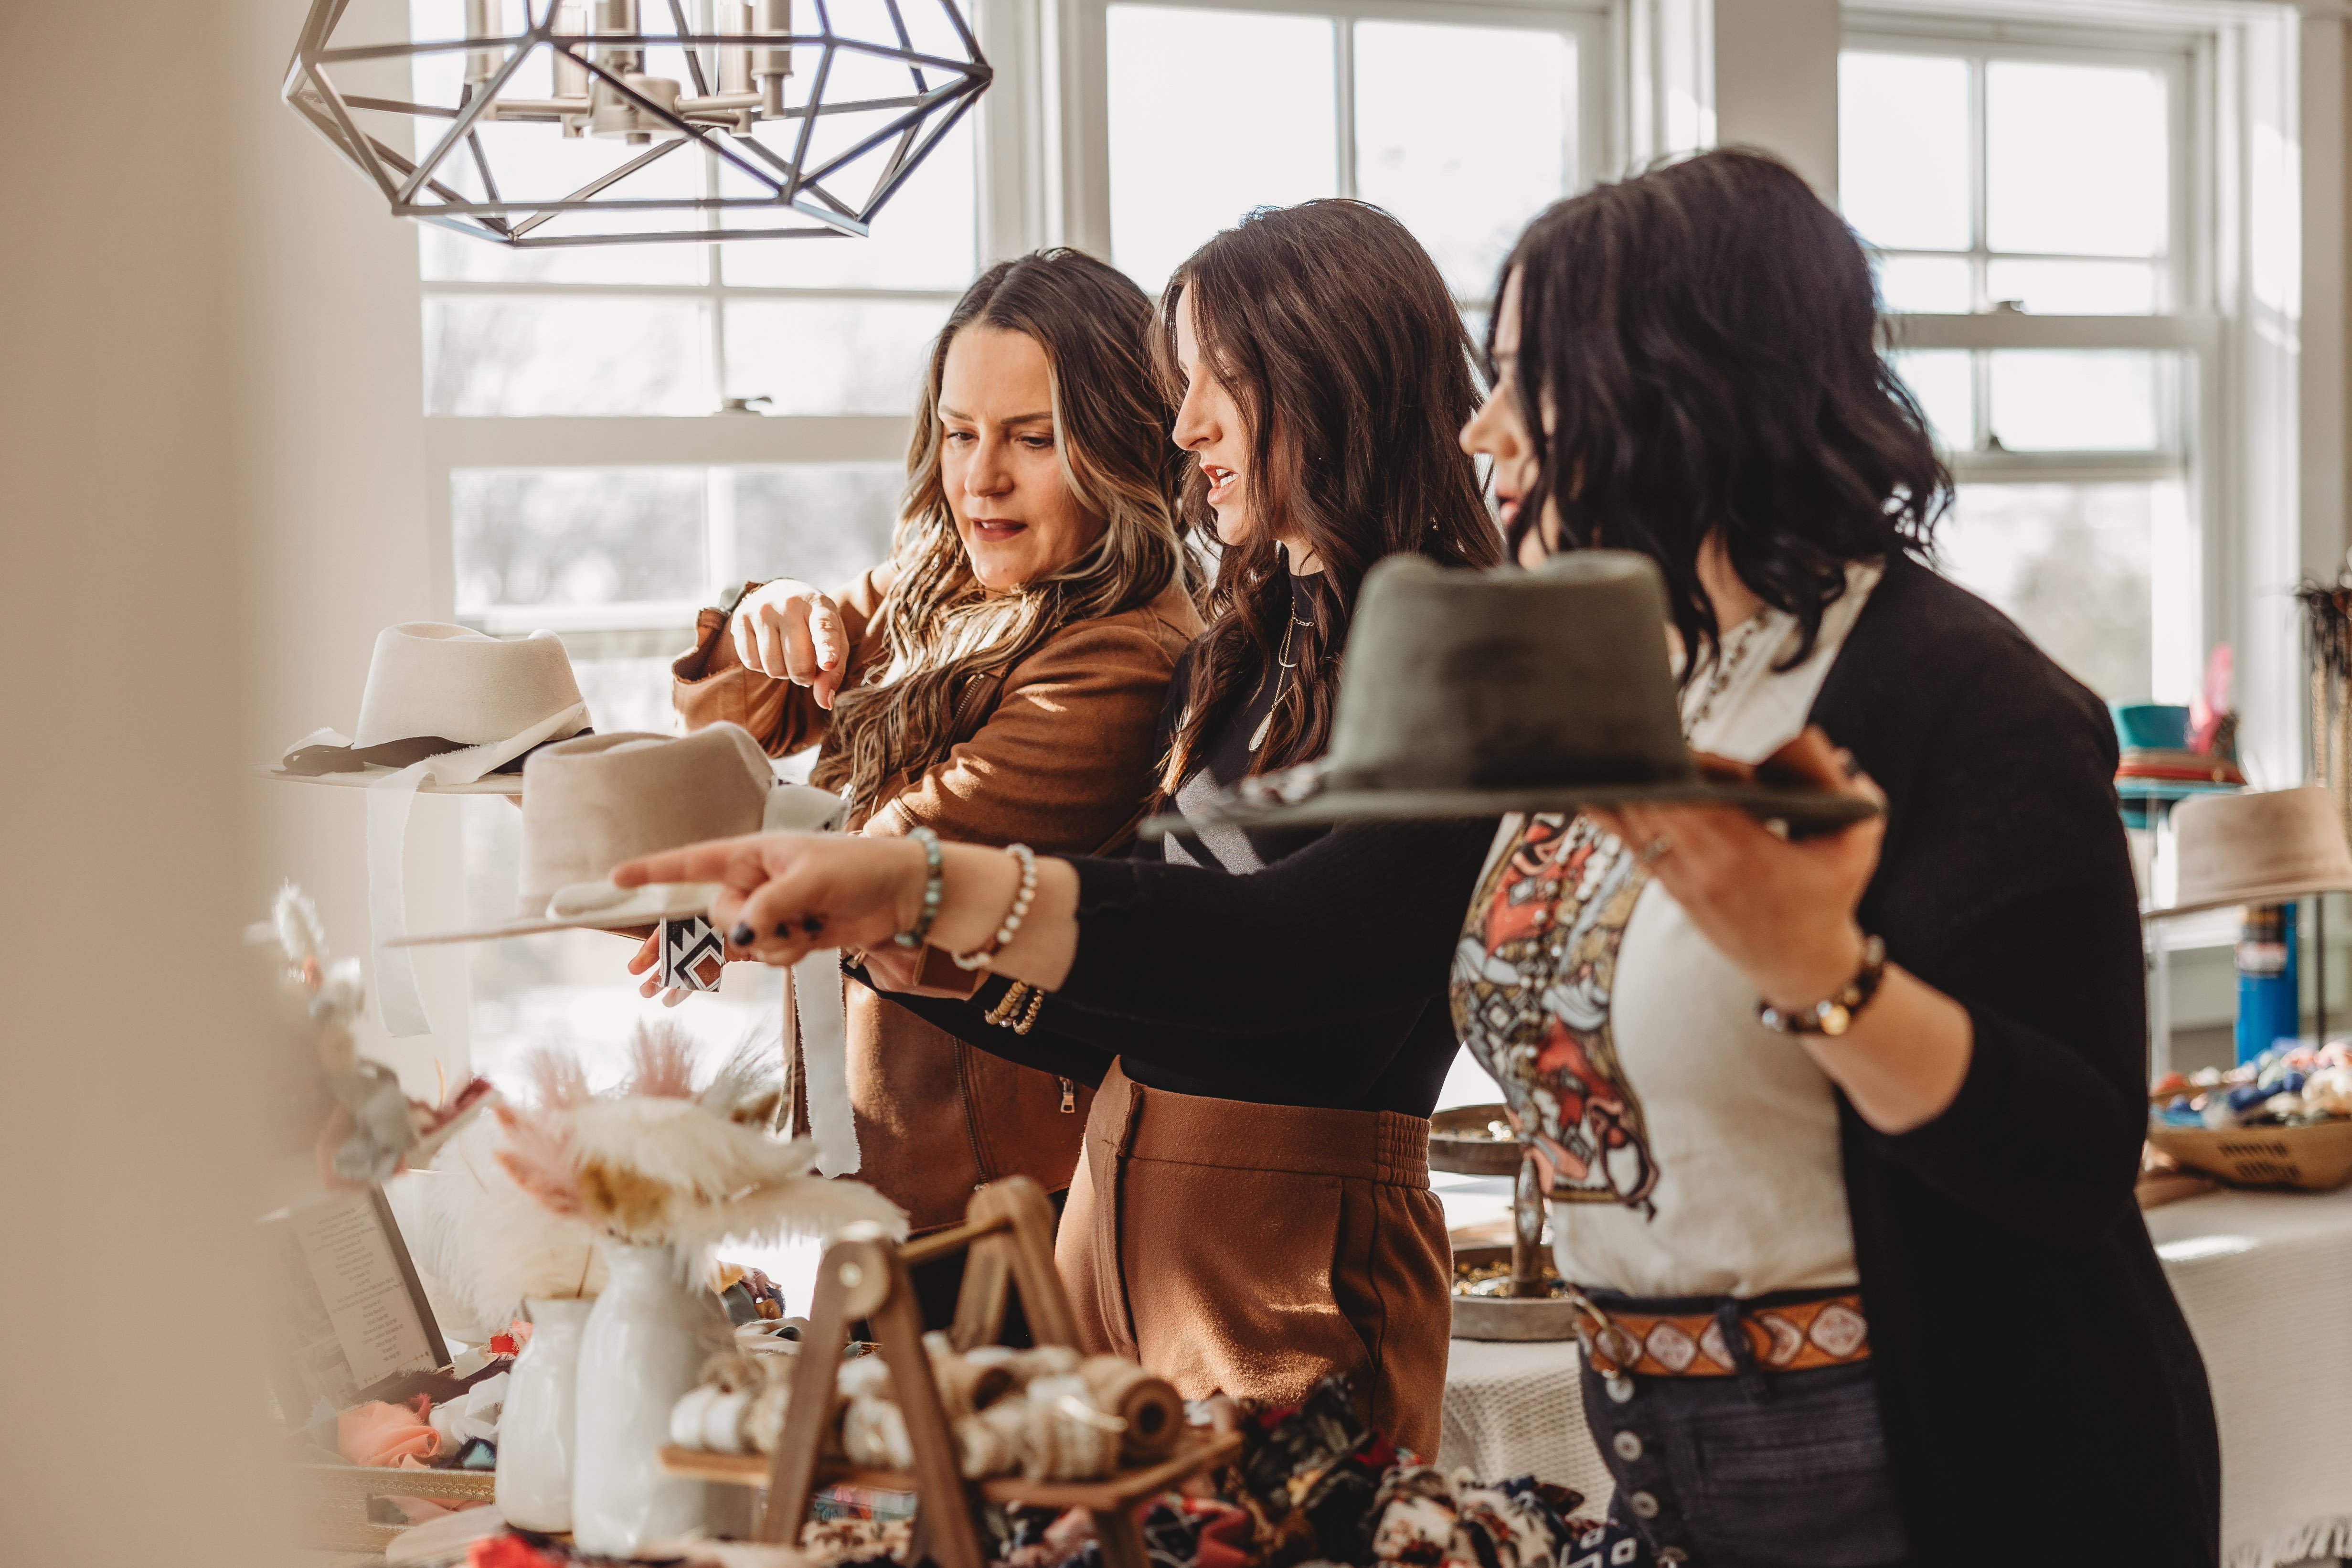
[{"xmin": 1093, "ymin": 1060, "xmax": 1429, "ymax": 1186}]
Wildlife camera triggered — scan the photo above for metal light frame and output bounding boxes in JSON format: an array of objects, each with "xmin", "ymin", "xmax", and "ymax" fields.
[{"xmin": 283, "ymin": 0, "xmax": 990, "ymax": 247}]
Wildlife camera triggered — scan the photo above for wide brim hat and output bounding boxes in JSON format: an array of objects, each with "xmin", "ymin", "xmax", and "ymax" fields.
[
  {"xmin": 393, "ymin": 724, "xmax": 846, "ymax": 945},
  {"xmin": 263, "ymin": 623, "xmax": 591, "ymax": 794},
  {"xmin": 1146, "ymin": 552, "xmax": 1880, "ymax": 836},
  {"xmin": 2143, "ymin": 785, "xmax": 2352, "ymax": 918}
]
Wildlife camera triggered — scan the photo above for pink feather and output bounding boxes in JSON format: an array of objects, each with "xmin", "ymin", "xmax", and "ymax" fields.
[
  {"xmin": 622, "ymin": 1021, "xmax": 702, "ymax": 1100},
  {"xmin": 519, "ymin": 1047, "xmax": 591, "ymax": 1112},
  {"xmin": 493, "ymin": 1103, "xmax": 585, "ymax": 1217}
]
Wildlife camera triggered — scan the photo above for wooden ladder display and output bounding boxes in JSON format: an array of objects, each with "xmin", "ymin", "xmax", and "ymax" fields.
[{"xmin": 660, "ymin": 1175, "xmax": 1239, "ymax": 1568}]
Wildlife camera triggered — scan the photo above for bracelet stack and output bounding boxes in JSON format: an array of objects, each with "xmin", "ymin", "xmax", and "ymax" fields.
[
  {"xmin": 892, "ymin": 827, "xmax": 945, "ymax": 950},
  {"xmin": 953, "ymin": 843, "xmax": 1037, "ymax": 971},
  {"xmin": 985, "ymin": 981, "xmax": 1047, "ymax": 1035},
  {"xmin": 1757, "ymin": 934, "xmax": 1888, "ymax": 1036}
]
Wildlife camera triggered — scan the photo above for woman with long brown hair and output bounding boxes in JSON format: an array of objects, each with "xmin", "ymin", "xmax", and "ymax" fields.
[
  {"xmin": 855, "ymin": 200, "xmax": 1502, "ymax": 1453},
  {"xmin": 658, "ymin": 248, "xmax": 1203, "ymax": 1322}
]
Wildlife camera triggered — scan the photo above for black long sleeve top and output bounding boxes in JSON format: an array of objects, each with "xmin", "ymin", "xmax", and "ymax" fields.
[{"xmin": 862, "ymin": 564, "xmax": 1495, "ymax": 1118}]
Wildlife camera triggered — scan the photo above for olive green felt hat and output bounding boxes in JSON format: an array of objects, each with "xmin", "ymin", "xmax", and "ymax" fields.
[{"xmin": 1145, "ymin": 550, "xmax": 1880, "ymax": 834}]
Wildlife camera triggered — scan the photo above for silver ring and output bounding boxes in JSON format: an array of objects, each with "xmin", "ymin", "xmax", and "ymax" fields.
[{"xmin": 1637, "ymin": 834, "xmax": 1674, "ymax": 867}]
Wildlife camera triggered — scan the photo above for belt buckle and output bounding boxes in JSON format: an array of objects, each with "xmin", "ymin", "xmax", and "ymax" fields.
[{"xmin": 1566, "ymin": 1290, "xmax": 1639, "ymax": 1404}]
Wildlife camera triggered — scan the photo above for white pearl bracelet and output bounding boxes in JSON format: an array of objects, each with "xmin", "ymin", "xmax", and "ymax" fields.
[{"xmin": 952, "ymin": 842, "xmax": 1037, "ymax": 971}]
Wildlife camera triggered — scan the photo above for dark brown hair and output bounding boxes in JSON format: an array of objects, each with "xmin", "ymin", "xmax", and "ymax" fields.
[
  {"xmin": 813, "ymin": 249, "xmax": 1192, "ymax": 818},
  {"xmin": 1159, "ymin": 200, "xmax": 1501, "ymax": 787},
  {"xmin": 1498, "ymin": 149, "xmax": 1949, "ymax": 677}
]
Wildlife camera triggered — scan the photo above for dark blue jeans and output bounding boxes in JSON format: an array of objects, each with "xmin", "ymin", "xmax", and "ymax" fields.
[{"xmin": 1579, "ymin": 1358, "xmax": 1912, "ymax": 1568}]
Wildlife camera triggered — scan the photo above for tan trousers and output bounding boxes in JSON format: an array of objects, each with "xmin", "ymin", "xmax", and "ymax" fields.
[{"xmin": 1057, "ymin": 1060, "xmax": 1451, "ymax": 1458}]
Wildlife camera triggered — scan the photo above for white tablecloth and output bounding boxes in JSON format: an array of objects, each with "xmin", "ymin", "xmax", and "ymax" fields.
[{"xmin": 1437, "ymin": 1186, "xmax": 2352, "ymax": 1568}]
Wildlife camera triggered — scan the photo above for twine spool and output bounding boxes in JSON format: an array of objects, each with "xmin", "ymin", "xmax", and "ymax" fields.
[
  {"xmin": 925, "ymin": 1330, "xmax": 1016, "ymax": 1417},
  {"xmin": 1079, "ymin": 1356, "xmax": 1182, "ymax": 1461}
]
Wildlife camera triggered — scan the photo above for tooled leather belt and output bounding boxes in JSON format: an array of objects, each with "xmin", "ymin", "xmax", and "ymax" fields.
[{"xmin": 1568, "ymin": 1288, "xmax": 1871, "ymax": 1378}]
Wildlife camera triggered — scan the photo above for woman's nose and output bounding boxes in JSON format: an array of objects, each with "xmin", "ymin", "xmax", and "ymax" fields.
[
  {"xmin": 1171, "ymin": 382, "xmax": 1213, "ymax": 451},
  {"xmin": 966, "ymin": 434, "xmax": 1015, "ymax": 496}
]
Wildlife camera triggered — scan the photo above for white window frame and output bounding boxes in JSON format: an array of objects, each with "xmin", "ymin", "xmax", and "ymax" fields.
[{"xmin": 422, "ymin": 0, "xmax": 1619, "ymax": 651}]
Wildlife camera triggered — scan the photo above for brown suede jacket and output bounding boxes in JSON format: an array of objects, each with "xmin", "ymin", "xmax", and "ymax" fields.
[{"xmin": 674, "ymin": 566, "xmax": 1203, "ymax": 1230}]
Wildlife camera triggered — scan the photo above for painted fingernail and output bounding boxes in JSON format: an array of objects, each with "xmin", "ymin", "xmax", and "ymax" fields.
[
  {"xmin": 774, "ymin": 922, "xmax": 795, "ymax": 938},
  {"xmin": 731, "ymin": 923, "xmax": 756, "ymax": 946},
  {"xmin": 801, "ymin": 916, "xmax": 826, "ymax": 936}
]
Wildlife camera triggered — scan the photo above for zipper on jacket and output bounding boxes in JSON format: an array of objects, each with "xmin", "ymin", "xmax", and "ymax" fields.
[
  {"xmin": 955, "ymin": 1041, "xmax": 993, "ymax": 1191},
  {"xmin": 1059, "ymin": 1077, "xmax": 1077, "ymax": 1114}
]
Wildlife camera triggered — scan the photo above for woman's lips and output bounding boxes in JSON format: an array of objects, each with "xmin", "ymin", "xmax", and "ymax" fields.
[
  {"xmin": 969, "ymin": 518, "xmax": 1027, "ymax": 542},
  {"xmin": 1203, "ymin": 464, "xmax": 1238, "ymax": 505},
  {"xmin": 1497, "ymin": 495, "xmax": 1521, "ymax": 529}
]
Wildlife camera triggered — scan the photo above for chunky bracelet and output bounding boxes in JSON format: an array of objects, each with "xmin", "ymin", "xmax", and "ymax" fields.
[
  {"xmin": 952, "ymin": 843, "xmax": 1037, "ymax": 971},
  {"xmin": 892, "ymin": 827, "xmax": 945, "ymax": 950},
  {"xmin": 1757, "ymin": 934, "xmax": 1888, "ymax": 1036},
  {"xmin": 986, "ymin": 981, "xmax": 1033, "ymax": 1028}
]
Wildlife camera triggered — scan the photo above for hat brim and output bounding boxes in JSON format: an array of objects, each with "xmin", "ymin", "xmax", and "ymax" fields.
[
  {"xmin": 1144, "ymin": 779, "xmax": 1881, "ymax": 836},
  {"xmin": 390, "ymin": 882, "xmax": 720, "ymax": 946},
  {"xmin": 2143, "ymin": 876, "xmax": 2352, "ymax": 920},
  {"xmin": 256, "ymin": 765, "xmax": 524, "ymax": 798}
]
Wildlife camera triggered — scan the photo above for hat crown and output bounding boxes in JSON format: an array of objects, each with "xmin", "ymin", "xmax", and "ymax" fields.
[
  {"xmin": 2166, "ymin": 787, "xmax": 2352, "ymax": 913},
  {"xmin": 352, "ymin": 623, "xmax": 586, "ymax": 749},
  {"xmin": 1320, "ymin": 551, "xmax": 1695, "ymax": 794},
  {"xmin": 512, "ymin": 725, "xmax": 773, "ymax": 914}
]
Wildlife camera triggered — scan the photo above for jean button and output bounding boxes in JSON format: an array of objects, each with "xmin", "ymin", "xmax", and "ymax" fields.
[
  {"xmin": 1628, "ymin": 1490, "xmax": 1660, "ymax": 1520},
  {"xmin": 1611, "ymin": 1431, "xmax": 1644, "ymax": 1461}
]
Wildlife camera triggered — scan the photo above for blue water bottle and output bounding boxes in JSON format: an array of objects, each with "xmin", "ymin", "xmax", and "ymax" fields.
[{"xmin": 2235, "ymin": 901, "xmax": 2300, "ymax": 1064}]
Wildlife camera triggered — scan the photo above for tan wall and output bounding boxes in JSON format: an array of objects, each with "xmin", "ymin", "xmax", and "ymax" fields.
[
  {"xmin": 1712, "ymin": 0, "xmax": 1842, "ymax": 201},
  {"xmin": 0, "ymin": 4, "xmax": 279, "ymax": 1560}
]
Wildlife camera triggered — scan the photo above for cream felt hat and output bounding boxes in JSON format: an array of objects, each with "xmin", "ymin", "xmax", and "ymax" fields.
[
  {"xmin": 267, "ymin": 623, "xmax": 592, "ymax": 796},
  {"xmin": 394, "ymin": 724, "xmax": 846, "ymax": 945},
  {"xmin": 2143, "ymin": 786, "xmax": 2352, "ymax": 919}
]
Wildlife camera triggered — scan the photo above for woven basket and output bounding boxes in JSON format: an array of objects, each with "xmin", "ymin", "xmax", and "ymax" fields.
[{"xmin": 2146, "ymin": 1119, "xmax": 2352, "ymax": 1191}]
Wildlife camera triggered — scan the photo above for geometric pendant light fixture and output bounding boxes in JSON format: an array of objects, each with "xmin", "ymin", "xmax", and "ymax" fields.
[{"xmin": 283, "ymin": 0, "xmax": 990, "ymax": 247}]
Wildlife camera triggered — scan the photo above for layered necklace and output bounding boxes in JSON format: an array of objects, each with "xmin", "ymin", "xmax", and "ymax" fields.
[{"xmin": 1248, "ymin": 608, "xmax": 1317, "ymax": 754}]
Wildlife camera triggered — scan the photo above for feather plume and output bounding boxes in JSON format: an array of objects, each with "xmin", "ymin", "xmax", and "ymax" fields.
[
  {"xmin": 519, "ymin": 1047, "xmax": 591, "ymax": 1112},
  {"xmin": 700, "ymin": 1038, "xmax": 787, "ymax": 1129},
  {"xmin": 623, "ymin": 1021, "xmax": 702, "ymax": 1100},
  {"xmin": 393, "ymin": 1115, "xmax": 606, "ymax": 1338},
  {"xmin": 665, "ymin": 1175, "xmax": 905, "ymax": 1258},
  {"xmin": 493, "ymin": 1103, "xmax": 586, "ymax": 1218}
]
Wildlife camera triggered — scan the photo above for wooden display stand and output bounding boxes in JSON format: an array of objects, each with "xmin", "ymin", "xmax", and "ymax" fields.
[{"xmin": 660, "ymin": 1176, "xmax": 1239, "ymax": 1568}]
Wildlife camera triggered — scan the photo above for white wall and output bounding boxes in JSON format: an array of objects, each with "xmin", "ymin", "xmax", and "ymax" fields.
[{"xmin": 231, "ymin": 0, "xmax": 475, "ymax": 1094}]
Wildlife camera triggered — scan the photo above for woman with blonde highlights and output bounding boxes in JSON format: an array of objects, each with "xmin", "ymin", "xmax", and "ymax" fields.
[{"xmin": 662, "ymin": 248, "xmax": 1203, "ymax": 1321}]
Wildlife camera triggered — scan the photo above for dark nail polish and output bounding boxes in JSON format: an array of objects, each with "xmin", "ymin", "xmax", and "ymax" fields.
[
  {"xmin": 774, "ymin": 922, "xmax": 795, "ymax": 938},
  {"xmin": 730, "ymin": 923, "xmax": 756, "ymax": 946},
  {"xmin": 802, "ymin": 916, "xmax": 826, "ymax": 935}
]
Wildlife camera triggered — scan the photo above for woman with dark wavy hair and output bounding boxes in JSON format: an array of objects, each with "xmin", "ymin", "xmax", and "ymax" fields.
[
  {"xmin": 622, "ymin": 150, "xmax": 2216, "ymax": 1567},
  {"xmin": 661, "ymin": 248, "xmax": 1203, "ymax": 1321},
  {"xmin": 849, "ymin": 199, "xmax": 1501, "ymax": 1453}
]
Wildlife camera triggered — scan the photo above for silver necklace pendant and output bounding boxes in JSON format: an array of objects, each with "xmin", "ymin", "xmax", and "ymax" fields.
[{"xmin": 1248, "ymin": 710, "xmax": 1273, "ymax": 752}]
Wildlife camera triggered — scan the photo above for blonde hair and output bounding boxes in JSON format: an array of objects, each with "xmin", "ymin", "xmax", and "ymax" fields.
[{"xmin": 811, "ymin": 250, "xmax": 1196, "ymax": 820}]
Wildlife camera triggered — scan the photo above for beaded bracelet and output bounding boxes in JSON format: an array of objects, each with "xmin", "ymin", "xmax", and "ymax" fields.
[
  {"xmin": 892, "ymin": 827, "xmax": 944, "ymax": 949},
  {"xmin": 952, "ymin": 843, "xmax": 1037, "ymax": 971},
  {"xmin": 985, "ymin": 980, "xmax": 1045, "ymax": 1034}
]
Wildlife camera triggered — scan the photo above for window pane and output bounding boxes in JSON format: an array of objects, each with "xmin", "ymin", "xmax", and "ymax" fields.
[
  {"xmin": 425, "ymin": 297, "xmax": 712, "ymax": 415},
  {"xmin": 1876, "ymin": 255, "xmax": 1972, "ymax": 313},
  {"xmin": 1888, "ymin": 348, "xmax": 1974, "ymax": 451},
  {"xmin": 1987, "ymin": 350, "xmax": 2165, "ymax": 451},
  {"xmin": 732, "ymin": 464, "xmax": 905, "ymax": 592},
  {"xmin": 1986, "ymin": 61, "xmax": 2168, "ymax": 258},
  {"xmin": 1108, "ymin": 6, "xmax": 1338, "ymax": 290},
  {"xmin": 1353, "ymin": 20, "xmax": 1573, "ymax": 300},
  {"xmin": 452, "ymin": 468, "xmax": 706, "ymax": 615},
  {"xmin": 1839, "ymin": 52, "xmax": 1971, "ymax": 253},
  {"xmin": 1984, "ymin": 258, "xmax": 2157, "ymax": 315},
  {"xmin": 722, "ymin": 298, "xmax": 943, "ymax": 415},
  {"xmin": 719, "ymin": 118, "xmax": 978, "ymax": 291},
  {"xmin": 1936, "ymin": 480, "xmax": 2182, "ymax": 699}
]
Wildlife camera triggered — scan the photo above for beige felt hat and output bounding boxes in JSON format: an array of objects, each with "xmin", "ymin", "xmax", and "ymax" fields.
[
  {"xmin": 2144, "ymin": 786, "xmax": 2352, "ymax": 919},
  {"xmin": 266, "ymin": 623, "xmax": 592, "ymax": 796},
  {"xmin": 1149, "ymin": 551, "xmax": 1879, "ymax": 834},
  {"xmin": 394, "ymin": 724, "xmax": 846, "ymax": 945}
]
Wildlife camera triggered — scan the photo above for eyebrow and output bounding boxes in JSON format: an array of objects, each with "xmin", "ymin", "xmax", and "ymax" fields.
[{"xmin": 938, "ymin": 405, "xmax": 1055, "ymax": 427}]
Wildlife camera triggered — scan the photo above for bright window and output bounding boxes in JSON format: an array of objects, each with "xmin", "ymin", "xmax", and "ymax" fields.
[
  {"xmin": 1104, "ymin": 3, "xmax": 1589, "ymax": 306},
  {"xmin": 1842, "ymin": 31, "xmax": 2201, "ymax": 705}
]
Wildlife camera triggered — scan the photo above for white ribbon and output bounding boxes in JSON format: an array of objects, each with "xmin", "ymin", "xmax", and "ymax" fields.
[
  {"xmin": 792, "ymin": 951, "xmax": 859, "ymax": 1175},
  {"xmin": 366, "ymin": 702, "xmax": 589, "ymax": 1038}
]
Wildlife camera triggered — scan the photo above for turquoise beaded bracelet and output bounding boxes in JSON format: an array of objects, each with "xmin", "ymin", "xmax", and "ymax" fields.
[{"xmin": 893, "ymin": 826, "xmax": 945, "ymax": 949}]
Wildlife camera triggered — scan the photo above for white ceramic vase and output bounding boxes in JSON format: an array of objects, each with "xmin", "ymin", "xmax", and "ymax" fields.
[
  {"xmin": 569, "ymin": 1243, "xmax": 724, "ymax": 1555},
  {"xmin": 494, "ymin": 1296, "xmax": 594, "ymax": 1532}
]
